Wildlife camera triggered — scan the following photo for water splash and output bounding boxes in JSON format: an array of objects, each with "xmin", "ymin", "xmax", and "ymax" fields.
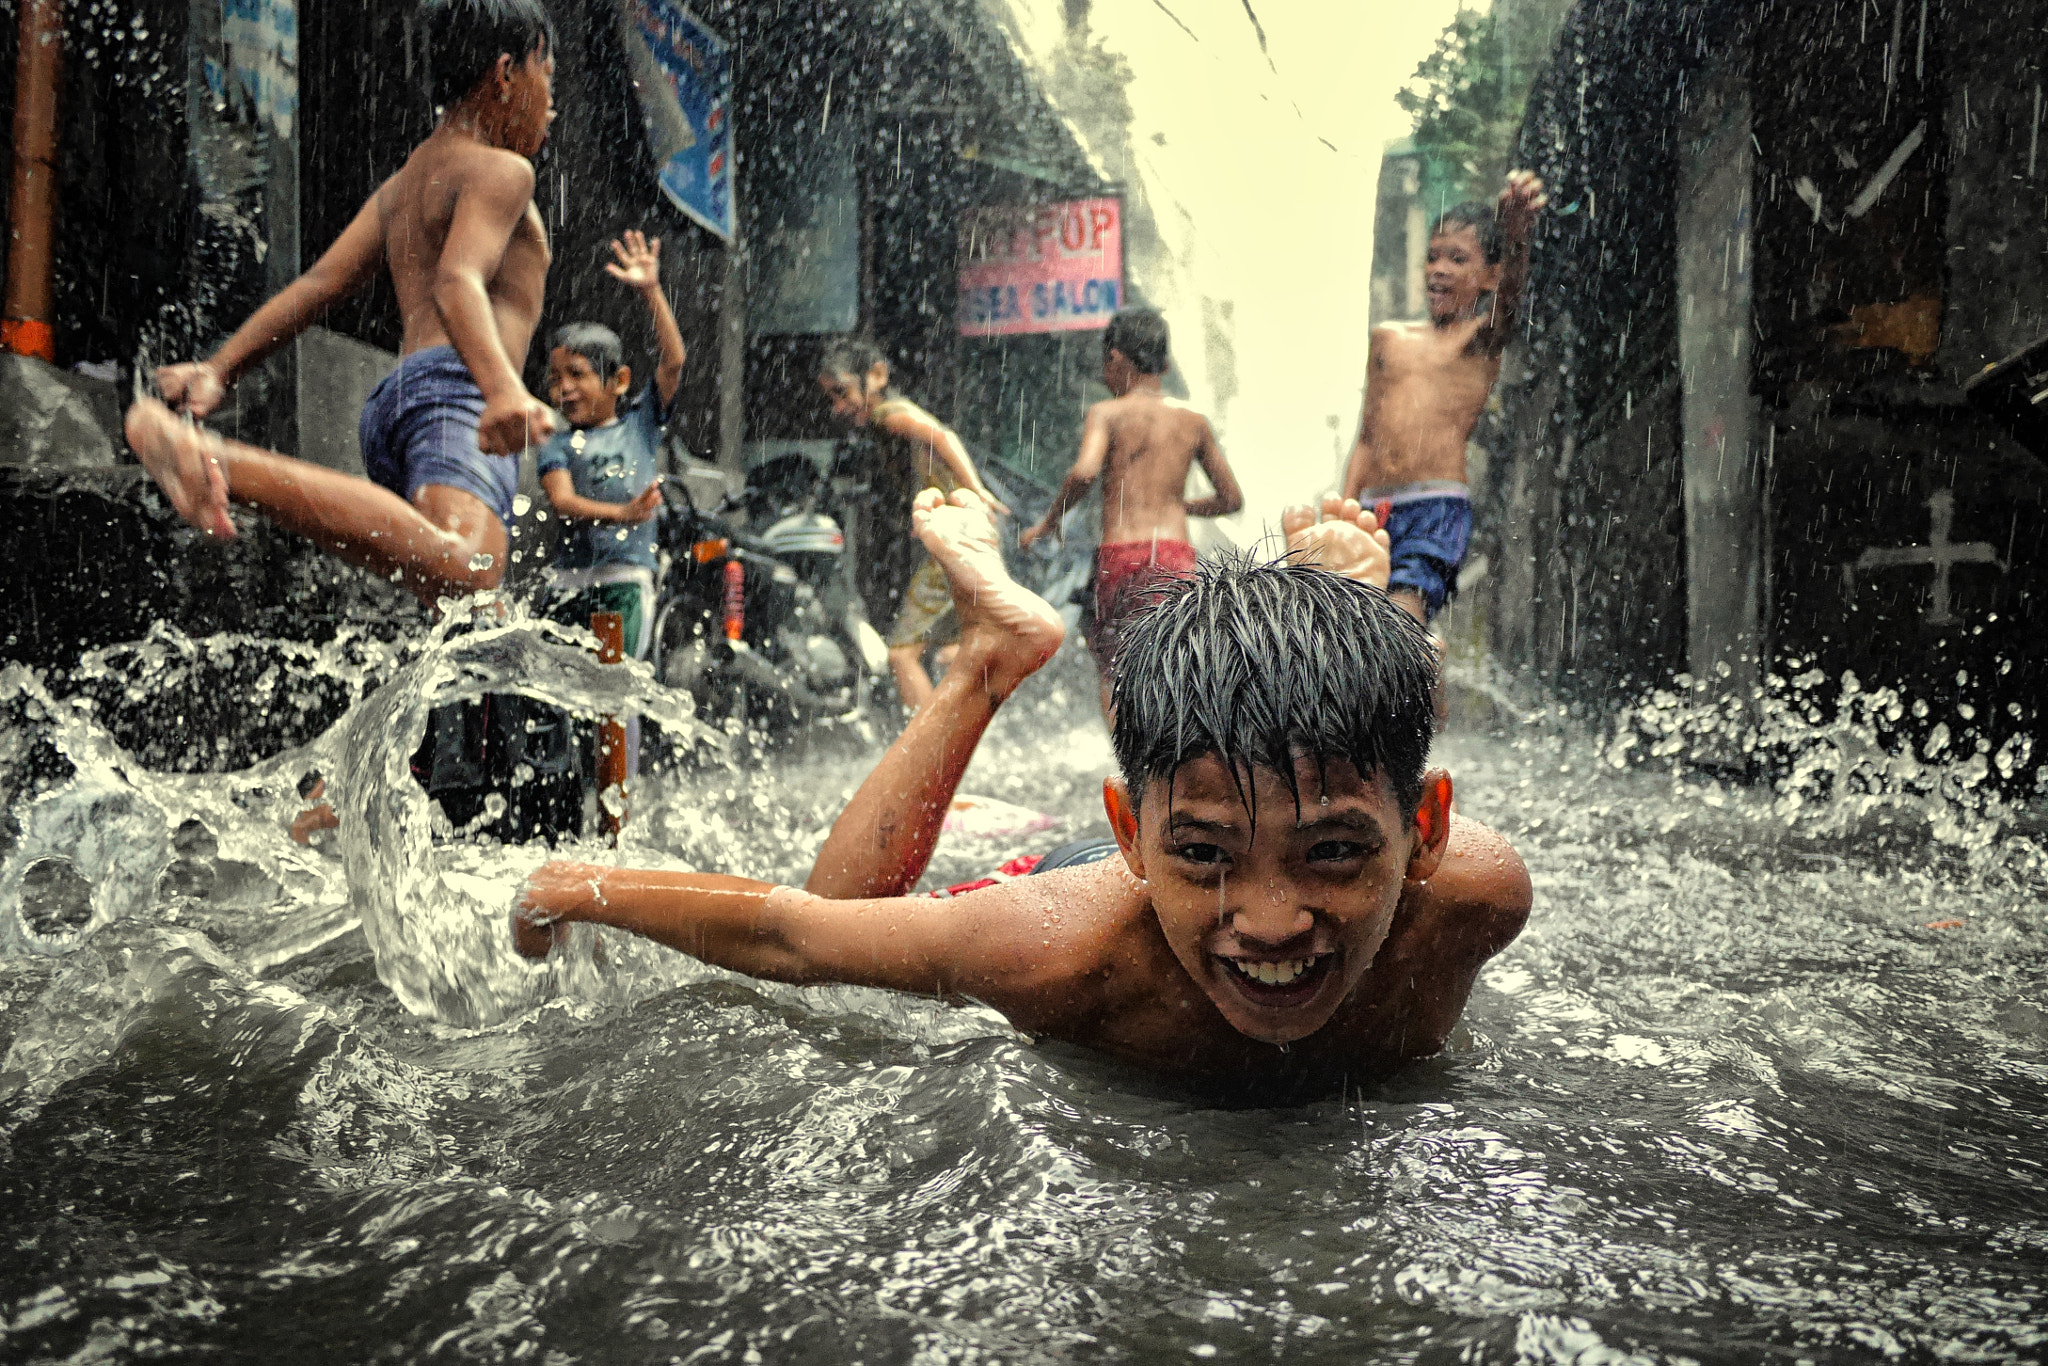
[{"xmin": 0, "ymin": 596, "xmax": 722, "ymax": 1029}]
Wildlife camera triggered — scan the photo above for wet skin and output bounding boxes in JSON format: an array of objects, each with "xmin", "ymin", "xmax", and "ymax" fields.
[
  {"xmin": 1341, "ymin": 171, "xmax": 1547, "ymax": 504},
  {"xmin": 516, "ymin": 758, "xmax": 1530, "ymax": 1087},
  {"xmin": 1020, "ymin": 349, "xmax": 1242, "ymax": 553}
]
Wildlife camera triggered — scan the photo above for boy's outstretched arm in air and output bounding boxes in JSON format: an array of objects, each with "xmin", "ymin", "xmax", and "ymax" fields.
[
  {"xmin": 1019, "ymin": 404, "xmax": 1109, "ymax": 550},
  {"xmin": 603, "ymin": 229, "xmax": 687, "ymax": 408},
  {"xmin": 1478, "ymin": 169, "xmax": 1548, "ymax": 353}
]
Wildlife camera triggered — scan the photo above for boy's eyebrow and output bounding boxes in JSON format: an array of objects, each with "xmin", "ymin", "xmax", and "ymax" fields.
[
  {"xmin": 1290, "ymin": 810, "xmax": 1381, "ymax": 833},
  {"xmin": 1165, "ymin": 813, "xmax": 1240, "ymax": 834}
]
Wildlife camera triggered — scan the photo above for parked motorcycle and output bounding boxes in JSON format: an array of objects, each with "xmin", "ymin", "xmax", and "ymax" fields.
[{"xmin": 648, "ymin": 455, "xmax": 888, "ymax": 738}]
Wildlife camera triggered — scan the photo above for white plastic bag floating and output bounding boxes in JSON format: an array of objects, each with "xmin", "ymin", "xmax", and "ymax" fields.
[{"xmin": 940, "ymin": 794, "xmax": 1058, "ymax": 841}]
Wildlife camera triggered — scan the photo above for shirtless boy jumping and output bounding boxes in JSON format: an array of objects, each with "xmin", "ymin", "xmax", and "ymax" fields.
[
  {"xmin": 1341, "ymin": 171, "xmax": 1547, "ymax": 625},
  {"xmin": 124, "ymin": 0, "xmax": 559, "ymax": 608},
  {"xmin": 1019, "ymin": 307, "xmax": 1243, "ymax": 713},
  {"xmin": 515, "ymin": 490, "xmax": 1529, "ymax": 1093}
]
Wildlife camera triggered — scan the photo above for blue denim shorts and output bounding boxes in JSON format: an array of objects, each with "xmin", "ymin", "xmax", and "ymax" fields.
[
  {"xmin": 359, "ymin": 346, "xmax": 518, "ymax": 529},
  {"xmin": 1382, "ymin": 494, "xmax": 1473, "ymax": 621}
]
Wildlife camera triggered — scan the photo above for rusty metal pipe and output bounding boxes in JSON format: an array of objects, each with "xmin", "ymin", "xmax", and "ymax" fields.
[
  {"xmin": 4, "ymin": 0, "xmax": 62, "ymax": 361},
  {"xmin": 591, "ymin": 610, "xmax": 629, "ymax": 841}
]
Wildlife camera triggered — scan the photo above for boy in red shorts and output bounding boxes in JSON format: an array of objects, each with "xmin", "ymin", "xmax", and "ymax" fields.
[{"xmin": 1020, "ymin": 308, "xmax": 1243, "ymax": 715}]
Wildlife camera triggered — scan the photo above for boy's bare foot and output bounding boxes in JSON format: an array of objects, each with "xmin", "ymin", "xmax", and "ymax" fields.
[
  {"xmin": 1282, "ymin": 495, "xmax": 1390, "ymax": 589},
  {"xmin": 911, "ymin": 488, "xmax": 1064, "ymax": 700},
  {"xmin": 125, "ymin": 397, "xmax": 237, "ymax": 540}
]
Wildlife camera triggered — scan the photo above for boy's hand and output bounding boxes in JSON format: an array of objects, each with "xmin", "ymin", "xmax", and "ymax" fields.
[
  {"xmin": 157, "ymin": 361, "xmax": 228, "ymax": 418},
  {"xmin": 620, "ymin": 483, "xmax": 664, "ymax": 524},
  {"xmin": 1498, "ymin": 170, "xmax": 1549, "ymax": 236},
  {"xmin": 1282, "ymin": 495, "xmax": 1391, "ymax": 590},
  {"xmin": 477, "ymin": 389, "xmax": 557, "ymax": 455},
  {"xmin": 605, "ymin": 229, "xmax": 663, "ymax": 293},
  {"xmin": 1018, "ymin": 522, "xmax": 1054, "ymax": 551}
]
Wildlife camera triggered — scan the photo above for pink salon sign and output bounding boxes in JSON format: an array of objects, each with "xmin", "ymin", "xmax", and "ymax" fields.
[{"xmin": 957, "ymin": 198, "xmax": 1124, "ymax": 337}]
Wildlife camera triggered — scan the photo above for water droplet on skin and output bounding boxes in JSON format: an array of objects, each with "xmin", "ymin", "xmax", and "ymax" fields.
[{"xmin": 469, "ymin": 553, "xmax": 495, "ymax": 572}]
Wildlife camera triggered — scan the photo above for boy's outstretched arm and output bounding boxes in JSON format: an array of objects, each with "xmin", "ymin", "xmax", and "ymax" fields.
[
  {"xmin": 878, "ymin": 406, "xmax": 1011, "ymax": 517},
  {"xmin": 435, "ymin": 153, "xmax": 556, "ymax": 455},
  {"xmin": 513, "ymin": 864, "xmax": 1076, "ymax": 1022},
  {"xmin": 1019, "ymin": 404, "xmax": 1108, "ymax": 550},
  {"xmin": 1185, "ymin": 418, "xmax": 1243, "ymax": 519},
  {"xmin": 157, "ymin": 190, "xmax": 389, "ymax": 416},
  {"xmin": 607, "ymin": 229, "xmax": 686, "ymax": 408},
  {"xmin": 1482, "ymin": 170, "xmax": 1548, "ymax": 353}
]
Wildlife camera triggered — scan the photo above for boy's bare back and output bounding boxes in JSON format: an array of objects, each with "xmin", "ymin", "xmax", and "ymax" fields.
[
  {"xmin": 1086, "ymin": 391, "xmax": 1235, "ymax": 544},
  {"xmin": 380, "ymin": 129, "xmax": 551, "ymax": 376}
]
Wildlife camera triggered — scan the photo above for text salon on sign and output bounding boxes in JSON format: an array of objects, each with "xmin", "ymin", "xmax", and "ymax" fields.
[{"xmin": 957, "ymin": 198, "xmax": 1124, "ymax": 337}]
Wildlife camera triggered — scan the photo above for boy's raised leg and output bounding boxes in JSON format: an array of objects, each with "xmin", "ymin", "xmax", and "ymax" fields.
[
  {"xmin": 804, "ymin": 489, "xmax": 1064, "ymax": 900},
  {"xmin": 127, "ymin": 397, "xmax": 507, "ymax": 605}
]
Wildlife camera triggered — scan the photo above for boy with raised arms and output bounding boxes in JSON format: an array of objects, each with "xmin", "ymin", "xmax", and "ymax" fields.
[
  {"xmin": 515, "ymin": 491, "xmax": 1530, "ymax": 1090},
  {"xmin": 124, "ymin": 0, "xmax": 560, "ymax": 608},
  {"xmin": 1341, "ymin": 171, "xmax": 1548, "ymax": 625},
  {"xmin": 1019, "ymin": 307, "xmax": 1243, "ymax": 714}
]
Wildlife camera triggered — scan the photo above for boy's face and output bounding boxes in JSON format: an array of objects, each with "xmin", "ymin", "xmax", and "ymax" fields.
[
  {"xmin": 817, "ymin": 363, "xmax": 887, "ymax": 427},
  {"xmin": 547, "ymin": 347, "xmax": 628, "ymax": 427},
  {"xmin": 1424, "ymin": 225, "xmax": 1502, "ymax": 323},
  {"xmin": 501, "ymin": 47, "xmax": 557, "ymax": 158},
  {"xmin": 1110, "ymin": 753, "xmax": 1450, "ymax": 1047}
]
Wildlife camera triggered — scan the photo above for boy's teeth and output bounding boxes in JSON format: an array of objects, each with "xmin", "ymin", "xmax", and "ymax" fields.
[{"xmin": 1235, "ymin": 957, "xmax": 1313, "ymax": 986}]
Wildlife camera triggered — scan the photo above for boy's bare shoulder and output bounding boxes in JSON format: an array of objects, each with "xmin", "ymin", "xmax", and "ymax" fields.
[{"xmin": 1434, "ymin": 814, "xmax": 1532, "ymax": 943}]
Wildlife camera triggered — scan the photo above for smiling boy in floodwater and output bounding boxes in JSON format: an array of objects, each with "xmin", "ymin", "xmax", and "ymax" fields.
[{"xmin": 514, "ymin": 490, "xmax": 1529, "ymax": 1090}]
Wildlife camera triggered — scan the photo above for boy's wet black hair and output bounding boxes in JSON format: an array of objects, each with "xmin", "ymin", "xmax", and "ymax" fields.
[
  {"xmin": 818, "ymin": 337, "xmax": 888, "ymax": 381},
  {"xmin": 1430, "ymin": 200, "xmax": 1502, "ymax": 264},
  {"xmin": 551, "ymin": 322, "xmax": 625, "ymax": 382},
  {"xmin": 1109, "ymin": 552, "xmax": 1438, "ymax": 820},
  {"xmin": 421, "ymin": 0, "xmax": 556, "ymax": 113},
  {"xmin": 1103, "ymin": 308, "xmax": 1170, "ymax": 375}
]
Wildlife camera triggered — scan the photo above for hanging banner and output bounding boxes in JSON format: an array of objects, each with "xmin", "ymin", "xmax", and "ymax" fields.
[
  {"xmin": 620, "ymin": 0, "xmax": 733, "ymax": 240},
  {"xmin": 958, "ymin": 198, "xmax": 1123, "ymax": 337}
]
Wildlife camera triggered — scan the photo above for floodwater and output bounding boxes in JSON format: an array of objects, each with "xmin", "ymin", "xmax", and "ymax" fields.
[{"xmin": 1, "ymin": 615, "xmax": 2044, "ymax": 1363}]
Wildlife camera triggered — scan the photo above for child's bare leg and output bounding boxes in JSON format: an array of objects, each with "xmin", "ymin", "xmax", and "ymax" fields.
[
  {"xmin": 888, "ymin": 644, "xmax": 937, "ymax": 712},
  {"xmin": 807, "ymin": 489, "xmax": 1063, "ymax": 900},
  {"xmin": 127, "ymin": 397, "xmax": 505, "ymax": 606}
]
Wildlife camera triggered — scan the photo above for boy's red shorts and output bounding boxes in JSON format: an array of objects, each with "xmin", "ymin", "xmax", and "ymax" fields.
[{"xmin": 1083, "ymin": 539, "xmax": 1198, "ymax": 676}]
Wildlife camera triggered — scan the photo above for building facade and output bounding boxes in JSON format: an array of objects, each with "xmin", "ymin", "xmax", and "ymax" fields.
[{"xmin": 1481, "ymin": 0, "xmax": 2044, "ymax": 780}]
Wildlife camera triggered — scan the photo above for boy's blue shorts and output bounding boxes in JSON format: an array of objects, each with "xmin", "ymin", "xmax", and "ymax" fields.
[
  {"xmin": 359, "ymin": 346, "xmax": 519, "ymax": 529},
  {"xmin": 1380, "ymin": 491, "xmax": 1473, "ymax": 621}
]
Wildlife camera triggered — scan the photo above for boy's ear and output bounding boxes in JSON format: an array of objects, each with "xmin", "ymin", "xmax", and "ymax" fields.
[
  {"xmin": 492, "ymin": 51, "xmax": 516, "ymax": 99},
  {"xmin": 610, "ymin": 364, "xmax": 633, "ymax": 397},
  {"xmin": 1103, "ymin": 777, "xmax": 1145, "ymax": 879},
  {"xmin": 866, "ymin": 361, "xmax": 890, "ymax": 394},
  {"xmin": 1404, "ymin": 770, "xmax": 1453, "ymax": 884}
]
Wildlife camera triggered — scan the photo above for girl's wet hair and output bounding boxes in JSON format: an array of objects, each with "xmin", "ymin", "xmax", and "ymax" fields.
[
  {"xmin": 552, "ymin": 322, "xmax": 625, "ymax": 382},
  {"xmin": 818, "ymin": 337, "xmax": 888, "ymax": 381},
  {"xmin": 1430, "ymin": 201, "xmax": 1502, "ymax": 263},
  {"xmin": 421, "ymin": 0, "xmax": 556, "ymax": 112},
  {"xmin": 1109, "ymin": 552, "xmax": 1438, "ymax": 820}
]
